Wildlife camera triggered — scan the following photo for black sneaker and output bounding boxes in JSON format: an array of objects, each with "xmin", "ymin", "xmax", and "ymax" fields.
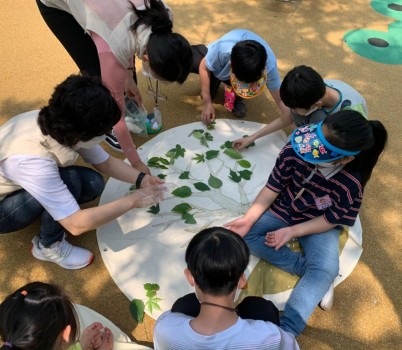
[
  {"xmin": 105, "ymin": 131, "xmax": 123, "ymax": 152},
  {"xmin": 233, "ymin": 96, "xmax": 247, "ymax": 118}
]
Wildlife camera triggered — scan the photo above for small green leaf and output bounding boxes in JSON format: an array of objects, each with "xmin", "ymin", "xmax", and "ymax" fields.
[
  {"xmin": 193, "ymin": 153, "xmax": 205, "ymax": 163},
  {"xmin": 204, "ymin": 132, "xmax": 213, "ymax": 141},
  {"xmin": 220, "ymin": 140, "xmax": 233, "ymax": 149},
  {"xmin": 130, "ymin": 299, "xmax": 145, "ymax": 323},
  {"xmin": 146, "ymin": 290, "xmax": 157, "ymax": 298},
  {"xmin": 239, "ymin": 169, "xmax": 253, "ymax": 180},
  {"xmin": 146, "ymin": 300, "xmax": 153, "ymax": 314},
  {"xmin": 172, "ymin": 203, "xmax": 192, "ymax": 214},
  {"xmin": 149, "ymin": 300, "xmax": 162, "ymax": 311},
  {"xmin": 207, "ymin": 121, "xmax": 216, "ymax": 130},
  {"xmin": 208, "ymin": 175, "xmax": 223, "ymax": 189},
  {"xmin": 224, "ymin": 148, "xmax": 243, "ymax": 160},
  {"xmin": 229, "ymin": 170, "xmax": 242, "ymax": 183},
  {"xmin": 166, "ymin": 144, "xmax": 185, "ymax": 159},
  {"xmin": 179, "ymin": 171, "xmax": 190, "ymax": 179},
  {"xmin": 147, "ymin": 204, "xmax": 160, "ymax": 214},
  {"xmin": 182, "ymin": 212, "xmax": 197, "ymax": 224},
  {"xmin": 205, "ymin": 150, "xmax": 219, "ymax": 160},
  {"xmin": 158, "ymin": 158, "xmax": 170, "ymax": 165},
  {"xmin": 193, "ymin": 182, "xmax": 210, "ymax": 192},
  {"xmin": 172, "ymin": 186, "xmax": 192, "ymax": 198},
  {"xmin": 237, "ymin": 160, "xmax": 251, "ymax": 168},
  {"xmin": 192, "ymin": 131, "xmax": 204, "ymax": 139},
  {"xmin": 148, "ymin": 156, "xmax": 161, "ymax": 164},
  {"xmin": 157, "ymin": 173, "xmax": 167, "ymax": 179},
  {"xmin": 200, "ymin": 136, "xmax": 209, "ymax": 148},
  {"xmin": 144, "ymin": 283, "xmax": 160, "ymax": 291}
]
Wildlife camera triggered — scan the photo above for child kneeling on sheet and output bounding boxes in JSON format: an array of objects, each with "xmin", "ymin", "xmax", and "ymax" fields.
[
  {"xmin": 153, "ymin": 227, "xmax": 299, "ymax": 350},
  {"xmin": 226, "ymin": 110, "xmax": 387, "ymax": 336}
]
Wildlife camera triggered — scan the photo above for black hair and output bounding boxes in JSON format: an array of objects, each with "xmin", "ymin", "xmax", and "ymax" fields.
[
  {"xmin": 38, "ymin": 74, "xmax": 121, "ymax": 147},
  {"xmin": 280, "ymin": 65, "xmax": 326, "ymax": 109},
  {"xmin": 323, "ymin": 110, "xmax": 388, "ymax": 187},
  {"xmin": 230, "ymin": 40, "xmax": 267, "ymax": 83},
  {"xmin": 130, "ymin": 0, "xmax": 192, "ymax": 83},
  {"xmin": 185, "ymin": 227, "xmax": 250, "ymax": 296},
  {"xmin": 0, "ymin": 282, "xmax": 78, "ymax": 350}
]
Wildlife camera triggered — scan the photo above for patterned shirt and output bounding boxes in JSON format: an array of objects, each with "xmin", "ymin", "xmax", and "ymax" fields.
[{"xmin": 267, "ymin": 143, "xmax": 363, "ymax": 226}]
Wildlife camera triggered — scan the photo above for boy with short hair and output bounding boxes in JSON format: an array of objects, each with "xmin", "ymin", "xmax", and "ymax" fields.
[
  {"xmin": 153, "ymin": 227, "xmax": 299, "ymax": 350},
  {"xmin": 192, "ymin": 29, "xmax": 289, "ymax": 124},
  {"xmin": 233, "ymin": 65, "xmax": 367, "ymax": 150}
]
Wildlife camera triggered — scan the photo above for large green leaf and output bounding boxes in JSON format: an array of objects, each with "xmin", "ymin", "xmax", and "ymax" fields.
[
  {"xmin": 191, "ymin": 131, "xmax": 204, "ymax": 139},
  {"xmin": 208, "ymin": 175, "xmax": 223, "ymax": 189},
  {"xmin": 179, "ymin": 171, "xmax": 190, "ymax": 179},
  {"xmin": 205, "ymin": 150, "xmax": 219, "ymax": 160},
  {"xmin": 165, "ymin": 144, "xmax": 185, "ymax": 159},
  {"xmin": 193, "ymin": 182, "xmax": 210, "ymax": 192},
  {"xmin": 182, "ymin": 212, "xmax": 197, "ymax": 224},
  {"xmin": 172, "ymin": 186, "xmax": 192, "ymax": 198},
  {"xmin": 171, "ymin": 203, "xmax": 192, "ymax": 214},
  {"xmin": 239, "ymin": 169, "xmax": 253, "ymax": 180},
  {"xmin": 229, "ymin": 170, "xmax": 242, "ymax": 183},
  {"xmin": 237, "ymin": 159, "xmax": 251, "ymax": 168},
  {"xmin": 130, "ymin": 299, "xmax": 145, "ymax": 323},
  {"xmin": 224, "ymin": 148, "xmax": 243, "ymax": 160}
]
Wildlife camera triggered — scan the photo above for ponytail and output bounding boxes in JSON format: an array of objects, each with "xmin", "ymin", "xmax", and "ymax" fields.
[
  {"xmin": 324, "ymin": 110, "xmax": 388, "ymax": 187},
  {"xmin": 130, "ymin": 0, "xmax": 192, "ymax": 83},
  {"xmin": 344, "ymin": 120, "xmax": 387, "ymax": 187},
  {"xmin": 130, "ymin": 0, "xmax": 172, "ymax": 35}
]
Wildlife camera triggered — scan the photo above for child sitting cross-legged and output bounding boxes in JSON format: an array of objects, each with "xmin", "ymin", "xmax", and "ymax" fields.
[{"xmin": 153, "ymin": 227, "xmax": 300, "ymax": 350}]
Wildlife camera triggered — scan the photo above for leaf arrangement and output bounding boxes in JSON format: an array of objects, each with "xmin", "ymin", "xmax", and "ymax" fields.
[
  {"xmin": 130, "ymin": 283, "xmax": 162, "ymax": 323},
  {"xmin": 188, "ymin": 129, "xmax": 214, "ymax": 147}
]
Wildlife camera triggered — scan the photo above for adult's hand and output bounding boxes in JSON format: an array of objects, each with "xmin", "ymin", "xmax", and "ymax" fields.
[{"xmin": 131, "ymin": 159, "xmax": 151, "ymax": 175}]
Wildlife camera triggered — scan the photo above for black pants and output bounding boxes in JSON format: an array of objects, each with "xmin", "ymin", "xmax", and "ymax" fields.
[
  {"xmin": 36, "ymin": 0, "xmax": 138, "ymax": 83},
  {"xmin": 171, "ymin": 293, "xmax": 280, "ymax": 326}
]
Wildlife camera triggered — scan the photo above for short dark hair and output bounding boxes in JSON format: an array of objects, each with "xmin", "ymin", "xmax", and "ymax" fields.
[
  {"xmin": 185, "ymin": 227, "xmax": 250, "ymax": 296},
  {"xmin": 0, "ymin": 282, "xmax": 78, "ymax": 350},
  {"xmin": 130, "ymin": 0, "xmax": 192, "ymax": 83},
  {"xmin": 230, "ymin": 40, "xmax": 267, "ymax": 83},
  {"xmin": 37, "ymin": 74, "xmax": 120, "ymax": 147},
  {"xmin": 323, "ymin": 110, "xmax": 388, "ymax": 187},
  {"xmin": 280, "ymin": 65, "xmax": 326, "ymax": 109}
]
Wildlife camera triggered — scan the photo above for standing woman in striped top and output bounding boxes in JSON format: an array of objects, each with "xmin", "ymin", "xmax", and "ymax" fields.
[{"xmin": 225, "ymin": 110, "xmax": 387, "ymax": 337}]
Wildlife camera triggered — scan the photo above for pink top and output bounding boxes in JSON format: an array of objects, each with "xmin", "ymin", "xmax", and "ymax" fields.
[{"xmin": 92, "ymin": 32, "xmax": 139, "ymax": 164}]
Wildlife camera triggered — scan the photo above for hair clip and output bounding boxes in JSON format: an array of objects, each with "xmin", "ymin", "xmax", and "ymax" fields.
[{"xmin": 21, "ymin": 290, "xmax": 28, "ymax": 296}]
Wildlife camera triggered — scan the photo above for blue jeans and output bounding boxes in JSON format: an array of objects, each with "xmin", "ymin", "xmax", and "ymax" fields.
[
  {"xmin": 0, "ymin": 166, "xmax": 104, "ymax": 246},
  {"xmin": 244, "ymin": 211, "xmax": 340, "ymax": 336}
]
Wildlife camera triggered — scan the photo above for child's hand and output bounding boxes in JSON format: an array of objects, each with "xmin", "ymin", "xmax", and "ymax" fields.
[
  {"xmin": 265, "ymin": 227, "xmax": 295, "ymax": 250},
  {"xmin": 201, "ymin": 102, "xmax": 216, "ymax": 125},
  {"xmin": 97, "ymin": 327, "xmax": 113, "ymax": 350},
  {"xmin": 224, "ymin": 217, "xmax": 252, "ymax": 238},
  {"xmin": 233, "ymin": 136, "xmax": 254, "ymax": 151},
  {"xmin": 80, "ymin": 322, "xmax": 103, "ymax": 350}
]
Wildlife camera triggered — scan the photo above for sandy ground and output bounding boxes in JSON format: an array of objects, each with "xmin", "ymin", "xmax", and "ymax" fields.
[{"xmin": 0, "ymin": 1, "xmax": 401, "ymax": 349}]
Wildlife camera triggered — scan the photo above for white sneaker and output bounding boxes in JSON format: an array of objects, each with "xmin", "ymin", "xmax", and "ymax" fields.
[
  {"xmin": 319, "ymin": 283, "xmax": 334, "ymax": 311},
  {"xmin": 31, "ymin": 235, "xmax": 93, "ymax": 270}
]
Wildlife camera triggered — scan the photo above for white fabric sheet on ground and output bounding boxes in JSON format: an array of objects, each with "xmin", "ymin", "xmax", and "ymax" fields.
[
  {"xmin": 75, "ymin": 304, "xmax": 151, "ymax": 349},
  {"xmin": 97, "ymin": 119, "xmax": 362, "ymax": 319}
]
